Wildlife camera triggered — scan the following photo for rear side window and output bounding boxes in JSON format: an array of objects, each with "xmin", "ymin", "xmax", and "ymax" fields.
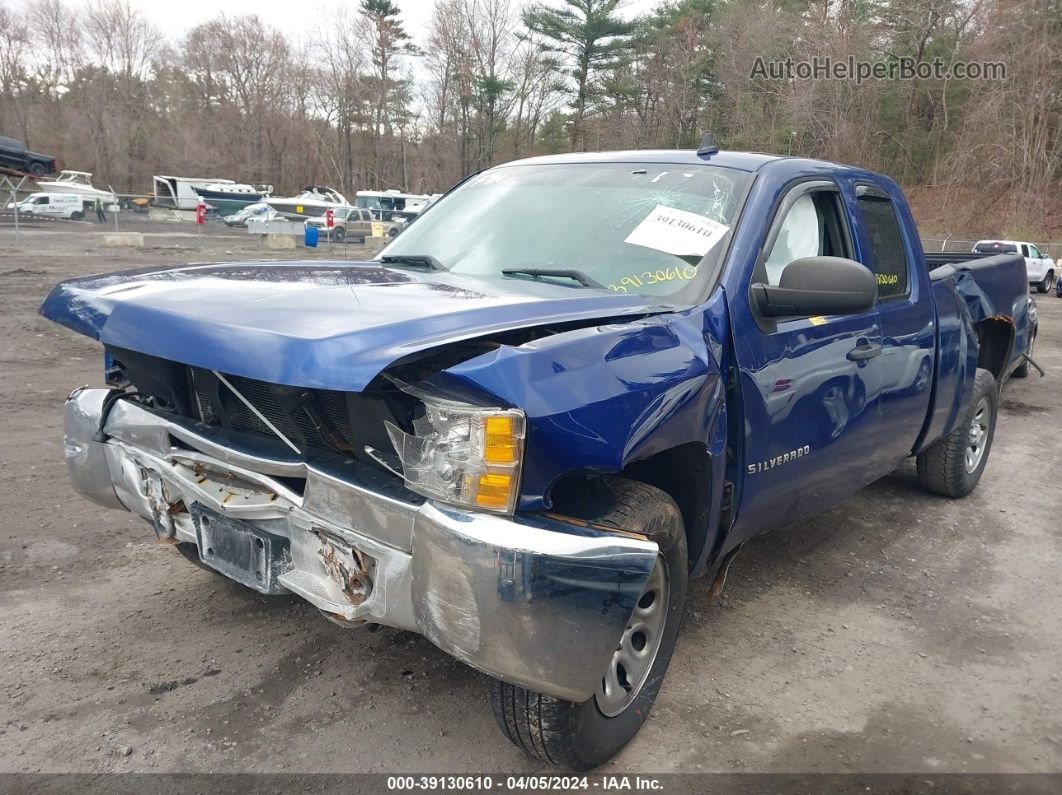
[
  {"xmin": 858, "ymin": 195, "xmax": 909, "ymax": 299},
  {"xmin": 975, "ymin": 242, "xmax": 1017, "ymax": 254}
]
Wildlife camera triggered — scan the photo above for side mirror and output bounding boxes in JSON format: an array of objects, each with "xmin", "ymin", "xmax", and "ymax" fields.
[{"xmin": 752, "ymin": 256, "xmax": 878, "ymax": 318}]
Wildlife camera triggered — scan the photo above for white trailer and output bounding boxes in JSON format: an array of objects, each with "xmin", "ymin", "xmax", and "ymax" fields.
[{"xmin": 153, "ymin": 175, "xmax": 234, "ymax": 210}]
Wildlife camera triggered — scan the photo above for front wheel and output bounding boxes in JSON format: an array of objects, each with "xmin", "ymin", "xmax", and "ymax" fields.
[
  {"xmin": 489, "ymin": 478, "xmax": 687, "ymax": 769},
  {"xmin": 916, "ymin": 368, "xmax": 998, "ymax": 497},
  {"xmin": 332, "ymin": 226, "xmax": 346, "ymax": 242},
  {"xmin": 28, "ymin": 161, "xmax": 46, "ymax": 176},
  {"xmin": 1037, "ymin": 273, "xmax": 1052, "ymax": 293}
]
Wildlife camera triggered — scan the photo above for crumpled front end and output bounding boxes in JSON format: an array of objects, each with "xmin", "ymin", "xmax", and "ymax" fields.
[{"xmin": 64, "ymin": 388, "xmax": 657, "ymax": 702}]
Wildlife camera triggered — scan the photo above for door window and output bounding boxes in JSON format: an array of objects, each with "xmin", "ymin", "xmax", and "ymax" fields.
[
  {"xmin": 1029, "ymin": 244, "xmax": 1042, "ymax": 258},
  {"xmin": 857, "ymin": 195, "xmax": 909, "ymax": 299},
  {"xmin": 1020, "ymin": 244, "xmax": 1030, "ymax": 257},
  {"xmin": 763, "ymin": 190, "xmax": 850, "ymax": 285}
]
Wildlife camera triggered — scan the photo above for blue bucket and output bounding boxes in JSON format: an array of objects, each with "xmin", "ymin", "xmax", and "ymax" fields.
[{"xmin": 304, "ymin": 225, "xmax": 319, "ymax": 248}]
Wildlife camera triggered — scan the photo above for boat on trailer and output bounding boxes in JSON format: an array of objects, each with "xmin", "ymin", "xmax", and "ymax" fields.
[
  {"xmin": 192, "ymin": 183, "xmax": 273, "ymax": 215},
  {"xmin": 153, "ymin": 175, "xmax": 235, "ymax": 210},
  {"xmin": 266, "ymin": 186, "xmax": 347, "ymax": 221},
  {"xmin": 36, "ymin": 171, "xmax": 118, "ymax": 208}
]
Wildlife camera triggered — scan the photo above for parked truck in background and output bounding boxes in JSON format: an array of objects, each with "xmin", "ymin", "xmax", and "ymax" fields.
[
  {"xmin": 41, "ymin": 148, "xmax": 1036, "ymax": 769},
  {"xmin": 0, "ymin": 135, "xmax": 57, "ymax": 176},
  {"xmin": 304, "ymin": 207, "xmax": 405, "ymax": 242},
  {"xmin": 974, "ymin": 239, "xmax": 1056, "ymax": 293}
]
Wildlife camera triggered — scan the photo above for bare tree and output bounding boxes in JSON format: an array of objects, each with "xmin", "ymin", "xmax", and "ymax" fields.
[
  {"xmin": 0, "ymin": 0, "xmax": 1056, "ymax": 238},
  {"xmin": 0, "ymin": 5, "xmax": 29, "ymax": 138}
]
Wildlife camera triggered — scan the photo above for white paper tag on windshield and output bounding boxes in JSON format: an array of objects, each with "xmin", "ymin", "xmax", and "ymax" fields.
[{"xmin": 624, "ymin": 204, "xmax": 729, "ymax": 257}]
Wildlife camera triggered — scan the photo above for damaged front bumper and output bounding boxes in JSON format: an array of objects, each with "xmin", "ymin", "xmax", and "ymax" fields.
[{"xmin": 64, "ymin": 388, "xmax": 658, "ymax": 702}]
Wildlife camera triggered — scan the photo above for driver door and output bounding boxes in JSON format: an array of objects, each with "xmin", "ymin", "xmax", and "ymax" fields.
[{"xmin": 732, "ymin": 181, "xmax": 885, "ymax": 536}]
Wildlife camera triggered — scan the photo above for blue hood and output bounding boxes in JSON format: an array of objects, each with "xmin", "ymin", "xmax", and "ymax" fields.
[{"xmin": 39, "ymin": 261, "xmax": 662, "ymax": 391}]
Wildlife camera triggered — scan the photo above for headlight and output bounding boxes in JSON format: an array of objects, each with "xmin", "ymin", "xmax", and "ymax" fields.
[{"xmin": 385, "ymin": 397, "xmax": 525, "ymax": 514}]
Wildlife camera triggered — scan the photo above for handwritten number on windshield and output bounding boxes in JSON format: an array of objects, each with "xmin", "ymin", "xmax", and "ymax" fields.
[{"xmin": 608, "ymin": 265, "xmax": 696, "ymax": 292}]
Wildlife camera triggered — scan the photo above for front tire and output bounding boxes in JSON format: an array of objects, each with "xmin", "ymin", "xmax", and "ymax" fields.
[
  {"xmin": 333, "ymin": 226, "xmax": 346, "ymax": 242},
  {"xmin": 1037, "ymin": 273, "xmax": 1052, "ymax": 293},
  {"xmin": 916, "ymin": 368, "xmax": 998, "ymax": 497},
  {"xmin": 489, "ymin": 478, "xmax": 687, "ymax": 769}
]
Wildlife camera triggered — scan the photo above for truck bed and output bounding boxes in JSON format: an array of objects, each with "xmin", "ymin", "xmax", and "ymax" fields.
[{"xmin": 917, "ymin": 251, "xmax": 1033, "ymax": 452}]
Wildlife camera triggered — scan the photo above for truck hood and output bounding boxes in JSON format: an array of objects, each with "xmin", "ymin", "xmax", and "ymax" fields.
[{"xmin": 39, "ymin": 261, "xmax": 665, "ymax": 391}]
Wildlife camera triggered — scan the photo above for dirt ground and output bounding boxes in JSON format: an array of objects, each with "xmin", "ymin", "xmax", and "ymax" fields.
[{"xmin": 1, "ymin": 216, "xmax": 1060, "ymax": 776}]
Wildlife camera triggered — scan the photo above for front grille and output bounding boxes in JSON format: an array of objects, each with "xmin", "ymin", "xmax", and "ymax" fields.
[{"xmin": 190, "ymin": 367, "xmax": 354, "ymax": 454}]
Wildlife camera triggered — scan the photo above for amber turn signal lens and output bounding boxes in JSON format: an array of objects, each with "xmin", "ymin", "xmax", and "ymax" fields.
[
  {"xmin": 483, "ymin": 415, "xmax": 518, "ymax": 463},
  {"xmin": 475, "ymin": 472, "xmax": 514, "ymax": 510}
]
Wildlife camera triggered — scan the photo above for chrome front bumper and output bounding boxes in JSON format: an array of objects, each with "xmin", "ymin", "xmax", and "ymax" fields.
[{"xmin": 64, "ymin": 388, "xmax": 658, "ymax": 702}]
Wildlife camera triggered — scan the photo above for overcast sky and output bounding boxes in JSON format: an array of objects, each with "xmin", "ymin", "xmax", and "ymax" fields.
[{"xmin": 10, "ymin": 0, "xmax": 661, "ymax": 56}]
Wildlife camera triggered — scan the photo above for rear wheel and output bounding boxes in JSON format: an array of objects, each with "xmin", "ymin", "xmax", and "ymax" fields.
[
  {"xmin": 916, "ymin": 368, "xmax": 998, "ymax": 497},
  {"xmin": 489, "ymin": 477, "xmax": 687, "ymax": 770},
  {"xmin": 71, "ymin": 210, "xmax": 84, "ymax": 221}
]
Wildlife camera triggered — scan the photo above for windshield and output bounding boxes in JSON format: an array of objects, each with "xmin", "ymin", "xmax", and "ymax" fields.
[{"xmin": 377, "ymin": 162, "xmax": 752, "ymax": 300}]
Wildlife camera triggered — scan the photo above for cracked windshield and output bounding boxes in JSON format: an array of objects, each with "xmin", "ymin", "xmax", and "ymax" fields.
[{"xmin": 378, "ymin": 163, "xmax": 753, "ymax": 299}]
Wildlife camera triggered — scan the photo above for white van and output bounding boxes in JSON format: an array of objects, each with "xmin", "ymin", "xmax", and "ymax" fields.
[{"xmin": 12, "ymin": 192, "xmax": 86, "ymax": 220}]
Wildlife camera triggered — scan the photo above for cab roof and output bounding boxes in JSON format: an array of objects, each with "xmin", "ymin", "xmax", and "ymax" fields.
[{"xmin": 502, "ymin": 149, "xmax": 786, "ymax": 173}]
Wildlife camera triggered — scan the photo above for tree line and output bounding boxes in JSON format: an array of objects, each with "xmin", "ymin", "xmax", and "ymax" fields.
[{"xmin": 0, "ymin": 0, "xmax": 1058, "ymax": 235}]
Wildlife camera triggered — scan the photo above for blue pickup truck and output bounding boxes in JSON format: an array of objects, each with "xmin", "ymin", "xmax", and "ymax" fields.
[{"xmin": 41, "ymin": 147, "xmax": 1036, "ymax": 769}]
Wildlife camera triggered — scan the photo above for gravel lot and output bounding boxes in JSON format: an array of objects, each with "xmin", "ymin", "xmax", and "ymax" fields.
[{"xmin": 1, "ymin": 217, "xmax": 1060, "ymax": 775}]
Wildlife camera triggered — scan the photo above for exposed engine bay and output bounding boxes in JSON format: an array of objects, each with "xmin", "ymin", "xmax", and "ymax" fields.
[{"xmin": 101, "ymin": 321, "xmax": 589, "ymax": 475}]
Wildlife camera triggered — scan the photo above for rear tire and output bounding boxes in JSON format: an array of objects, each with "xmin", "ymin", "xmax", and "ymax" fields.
[
  {"xmin": 489, "ymin": 477, "xmax": 687, "ymax": 770},
  {"xmin": 916, "ymin": 368, "xmax": 997, "ymax": 497},
  {"xmin": 71, "ymin": 210, "xmax": 84, "ymax": 221}
]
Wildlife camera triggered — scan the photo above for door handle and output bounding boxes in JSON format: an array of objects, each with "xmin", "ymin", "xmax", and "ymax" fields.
[{"xmin": 847, "ymin": 340, "xmax": 882, "ymax": 361}]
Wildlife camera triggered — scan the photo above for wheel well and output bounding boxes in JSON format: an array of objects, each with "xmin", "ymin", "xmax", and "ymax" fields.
[
  {"xmin": 974, "ymin": 317, "xmax": 1015, "ymax": 381},
  {"xmin": 548, "ymin": 443, "xmax": 713, "ymax": 572}
]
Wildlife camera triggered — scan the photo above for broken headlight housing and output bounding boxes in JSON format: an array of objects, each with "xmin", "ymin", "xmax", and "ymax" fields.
[{"xmin": 385, "ymin": 397, "xmax": 526, "ymax": 515}]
